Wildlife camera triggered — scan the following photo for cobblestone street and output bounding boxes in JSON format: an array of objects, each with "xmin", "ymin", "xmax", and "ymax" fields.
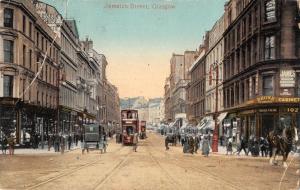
[{"xmin": 0, "ymin": 132, "xmax": 299, "ymax": 190}]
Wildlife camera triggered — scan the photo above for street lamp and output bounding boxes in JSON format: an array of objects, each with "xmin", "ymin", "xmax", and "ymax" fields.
[{"xmin": 211, "ymin": 61, "xmax": 221, "ymax": 152}]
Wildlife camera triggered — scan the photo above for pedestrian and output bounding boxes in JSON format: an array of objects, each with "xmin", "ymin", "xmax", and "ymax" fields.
[
  {"xmin": 54, "ymin": 134, "xmax": 59, "ymax": 152},
  {"xmin": 103, "ymin": 132, "xmax": 107, "ymax": 153},
  {"xmin": 75, "ymin": 134, "xmax": 79, "ymax": 146},
  {"xmin": 132, "ymin": 132, "xmax": 138, "ymax": 152},
  {"xmin": 259, "ymin": 137, "xmax": 269, "ymax": 157},
  {"xmin": 34, "ymin": 133, "xmax": 39, "ymax": 149},
  {"xmin": 7, "ymin": 135, "xmax": 15, "ymax": 155},
  {"xmin": 236, "ymin": 136, "xmax": 248, "ymax": 156},
  {"xmin": 60, "ymin": 135, "xmax": 65, "ymax": 154},
  {"xmin": 82, "ymin": 140, "xmax": 89, "ymax": 154},
  {"xmin": 226, "ymin": 138, "xmax": 233, "ymax": 155},
  {"xmin": 48, "ymin": 135, "xmax": 53, "ymax": 151},
  {"xmin": 1, "ymin": 136, "xmax": 8, "ymax": 154},
  {"xmin": 202, "ymin": 135, "xmax": 210, "ymax": 157},
  {"xmin": 68, "ymin": 135, "xmax": 72, "ymax": 150}
]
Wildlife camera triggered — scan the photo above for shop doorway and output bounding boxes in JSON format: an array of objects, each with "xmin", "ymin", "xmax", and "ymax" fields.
[{"xmin": 261, "ymin": 114, "xmax": 274, "ymax": 138}]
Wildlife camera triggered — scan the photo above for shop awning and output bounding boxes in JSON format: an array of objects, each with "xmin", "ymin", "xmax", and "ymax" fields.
[
  {"xmin": 197, "ymin": 116, "xmax": 214, "ymax": 130},
  {"xmin": 217, "ymin": 112, "xmax": 228, "ymax": 124}
]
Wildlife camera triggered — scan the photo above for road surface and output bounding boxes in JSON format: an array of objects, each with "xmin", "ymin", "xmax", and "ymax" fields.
[{"xmin": 0, "ymin": 132, "xmax": 299, "ymax": 190}]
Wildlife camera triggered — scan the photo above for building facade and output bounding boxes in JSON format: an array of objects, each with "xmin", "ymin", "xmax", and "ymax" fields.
[
  {"xmin": 186, "ymin": 38, "xmax": 208, "ymax": 123},
  {"xmin": 0, "ymin": 0, "xmax": 120, "ymax": 145},
  {"xmin": 223, "ymin": 0, "xmax": 300, "ymax": 140},
  {"xmin": 0, "ymin": 0, "xmax": 60, "ymax": 143}
]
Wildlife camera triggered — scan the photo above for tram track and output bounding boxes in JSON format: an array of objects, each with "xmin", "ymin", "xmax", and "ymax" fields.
[
  {"xmin": 93, "ymin": 149, "xmax": 132, "ymax": 190},
  {"xmin": 151, "ymin": 134, "xmax": 241, "ymax": 190},
  {"xmin": 146, "ymin": 140, "xmax": 183, "ymax": 190},
  {"xmin": 25, "ymin": 145, "xmax": 126, "ymax": 190}
]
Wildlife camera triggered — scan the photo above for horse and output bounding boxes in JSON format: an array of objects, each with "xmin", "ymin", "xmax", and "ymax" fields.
[
  {"xmin": 165, "ymin": 134, "xmax": 176, "ymax": 150},
  {"xmin": 268, "ymin": 124, "xmax": 298, "ymax": 168}
]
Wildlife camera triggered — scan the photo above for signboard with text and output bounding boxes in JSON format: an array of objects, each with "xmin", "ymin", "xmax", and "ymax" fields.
[{"xmin": 280, "ymin": 69, "xmax": 296, "ymax": 88}]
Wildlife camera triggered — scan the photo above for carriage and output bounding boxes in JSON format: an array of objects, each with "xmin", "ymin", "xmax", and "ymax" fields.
[{"xmin": 83, "ymin": 123, "xmax": 100, "ymax": 149}]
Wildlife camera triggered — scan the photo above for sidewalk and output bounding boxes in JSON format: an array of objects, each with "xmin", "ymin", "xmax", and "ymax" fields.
[
  {"xmin": 0, "ymin": 143, "xmax": 81, "ymax": 155},
  {"xmin": 214, "ymin": 145, "xmax": 300, "ymax": 157}
]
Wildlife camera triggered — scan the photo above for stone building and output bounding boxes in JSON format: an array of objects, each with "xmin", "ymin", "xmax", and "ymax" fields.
[
  {"xmin": 205, "ymin": 15, "xmax": 225, "ymax": 117},
  {"xmin": 0, "ymin": 0, "xmax": 60, "ymax": 143},
  {"xmin": 148, "ymin": 98, "xmax": 163, "ymax": 125},
  {"xmin": 163, "ymin": 77, "xmax": 172, "ymax": 122},
  {"xmin": 164, "ymin": 51, "xmax": 197, "ymax": 122},
  {"xmin": 186, "ymin": 35, "xmax": 208, "ymax": 123},
  {"xmin": 222, "ymin": 0, "xmax": 300, "ymax": 140}
]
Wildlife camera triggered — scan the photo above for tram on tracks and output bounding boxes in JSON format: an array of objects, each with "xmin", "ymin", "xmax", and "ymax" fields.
[
  {"xmin": 139, "ymin": 120, "xmax": 147, "ymax": 139},
  {"xmin": 121, "ymin": 109, "xmax": 139, "ymax": 145}
]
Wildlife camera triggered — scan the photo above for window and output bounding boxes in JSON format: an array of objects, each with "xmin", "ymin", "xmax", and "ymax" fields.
[
  {"xmin": 29, "ymin": 22, "xmax": 32, "ymax": 39},
  {"xmin": 3, "ymin": 75, "xmax": 13, "ymax": 97},
  {"xmin": 252, "ymin": 77, "xmax": 256, "ymax": 98},
  {"xmin": 265, "ymin": 0, "xmax": 276, "ymax": 22},
  {"xmin": 23, "ymin": 45, "xmax": 26, "ymax": 66},
  {"xmin": 265, "ymin": 35, "xmax": 275, "ymax": 59},
  {"xmin": 22, "ymin": 15, "xmax": 26, "ymax": 33},
  {"xmin": 41, "ymin": 37, "xmax": 44, "ymax": 51},
  {"xmin": 297, "ymin": 74, "xmax": 300, "ymax": 96},
  {"xmin": 3, "ymin": 40, "xmax": 14, "ymax": 63},
  {"xmin": 4, "ymin": 8, "xmax": 13, "ymax": 28},
  {"xmin": 29, "ymin": 49, "xmax": 32, "ymax": 69},
  {"xmin": 263, "ymin": 75, "xmax": 274, "ymax": 96},
  {"xmin": 36, "ymin": 32, "xmax": 39, "ymax": 47},
  {"xmin": 37, "ymin": 91, "xmax": 39, "ymax": 104}
]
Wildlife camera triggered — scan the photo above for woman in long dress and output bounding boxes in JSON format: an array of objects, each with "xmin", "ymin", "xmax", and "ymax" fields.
[{"xmin": 202, "ymin": 135, "xmax": 210, "ymax": 157}]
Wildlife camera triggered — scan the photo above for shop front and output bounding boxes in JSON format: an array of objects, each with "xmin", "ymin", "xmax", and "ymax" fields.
[{"xmin": 223, "ymin": 101, "xmax": 300, "ymax": 139}]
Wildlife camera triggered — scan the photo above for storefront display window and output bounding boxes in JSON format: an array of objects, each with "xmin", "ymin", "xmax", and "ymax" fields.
[
  {"xmin": 0, "ymin": 107, "xmax": 16, "ymax": 139},
  {"xmin": 261, "ymin": 114, "xmax": 274, "ymax": 137},
  {"xmin": 249, "ymin": 116, "xmax": 256, "ymax": 137},
  {"xmin": 279, "ymin": 114, "xmax": 292, "ymax": 129}
]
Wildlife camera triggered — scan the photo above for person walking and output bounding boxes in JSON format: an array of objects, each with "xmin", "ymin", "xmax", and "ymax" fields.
[
  {"xmin": 1, "ymin": 136, "xmax": 8, "ymax": 154},
  {"xmin": 103, "ymin": 132, "xmax": 107, "ymax": 153},
  {"xmin": 60, "ymin": 135, "xmax": 65, "ymax": 154},
  {"xmin": 48, "ymin": 135, "xmax": 53, "ymax": 151},
  {"xmin": 68, "ymin": 135, "xmax": 72, "ymax": 150},
  {"xmin": 236, "ymin": 136, "xmax": 248, "ymax": 156},
  {"xmin": 202, "ymin": 135, "xmax": 210, "ymax": 157},
  {"xmin": 7, "ymin": 135, "xmax": 15, "ymax": 155},
  {"xmin": 226, "ymin": 137, "xmax": 233, "ymax": 155},
  {"xmin": 132, "ymin": 132, "xmax": 138, "ymax": 152}
]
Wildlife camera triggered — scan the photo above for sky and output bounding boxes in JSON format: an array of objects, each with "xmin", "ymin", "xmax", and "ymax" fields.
[{"xmin": 43, "ymin": 0, "xmax": 226, "ymax": 98}]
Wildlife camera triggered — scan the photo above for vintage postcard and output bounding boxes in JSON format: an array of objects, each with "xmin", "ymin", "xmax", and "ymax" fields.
[{"xmin": 0, "ymin": 0, "xmax": 299, "ymax": 189}]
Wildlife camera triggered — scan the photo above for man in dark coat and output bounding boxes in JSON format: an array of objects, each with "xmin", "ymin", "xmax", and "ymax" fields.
[
  {"xmin": 237, "ymin": 136, "xmax": 248, "ymax": 156},
  {"xmin": 1, "ymin": 136, "xmax": 8, "ymax": 154},
  {"xmin": 68, "ymin": 135, "xmax": 72, "ymax": 150}
]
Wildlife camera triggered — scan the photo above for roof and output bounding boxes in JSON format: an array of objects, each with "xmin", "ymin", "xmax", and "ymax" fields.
[{"xmin": 65, "ymin": 19, "xmax": 79, "ymax": 38}]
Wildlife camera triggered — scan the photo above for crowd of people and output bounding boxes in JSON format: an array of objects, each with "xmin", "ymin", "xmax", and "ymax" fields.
[{"xmin": 163, "ymin": 130, "xmax": 273, "ymax": 158}]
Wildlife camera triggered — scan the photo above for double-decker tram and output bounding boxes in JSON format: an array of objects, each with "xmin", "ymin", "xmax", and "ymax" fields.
[{"xmin": 121, "ymin": 109, "xmax": 139, "ymax": 145}]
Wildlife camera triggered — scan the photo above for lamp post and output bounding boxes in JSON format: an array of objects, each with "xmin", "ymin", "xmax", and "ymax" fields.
[{"xmin": 212, "ymin": 62, "xmax": 219, "ymax": 152}]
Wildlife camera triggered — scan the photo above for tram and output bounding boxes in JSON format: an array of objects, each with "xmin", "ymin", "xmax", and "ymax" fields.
[{"xmin": 121, "ymin": 109, "xmax": 139, "ymax": 145}]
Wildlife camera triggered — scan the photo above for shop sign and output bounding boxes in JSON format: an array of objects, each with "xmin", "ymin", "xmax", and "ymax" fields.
[
  {"xmin": 280, "ymin": 69, "xmax": 296, "ymax": 88},
  {"xmin": 247, "ymin": 96, "xmax": 300, "ymax": 104},
  {"xmin": 280, "ymin": 88, "xmax": 292, "ymax": 96},
  {"xmin": 239, "ymin": 110, "xmax": 255, "ymax": 115},
  {"xmin": 258, "ymin": 108, "xmax": 278, "ymax": 113},
  {"xmin": 280, "ymin": 107, "xmax": 299, "ymax": 113}
]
